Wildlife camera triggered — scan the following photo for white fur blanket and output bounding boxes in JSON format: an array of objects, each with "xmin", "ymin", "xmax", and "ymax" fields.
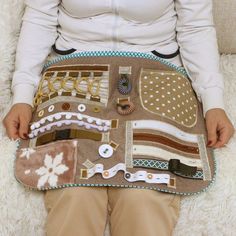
[{"xmin": 0, "ymin": 1, "xmax": 236, "ymax": 235}]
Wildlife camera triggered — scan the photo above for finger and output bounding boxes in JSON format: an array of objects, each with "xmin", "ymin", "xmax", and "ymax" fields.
[
  {"xmin": 213, "ymin": 127, "xmax": 230, "ymax": 148},
  {"xmin": 4, "ymin": 119, "xmax": 20, "ymax": 140},
  {"xmin": 206, "ymin": 121, "xmax": 218, "ymax": 147},
  {"xmin": 19, "ymin": 115, "xmax": 30, "ymax": 139}
]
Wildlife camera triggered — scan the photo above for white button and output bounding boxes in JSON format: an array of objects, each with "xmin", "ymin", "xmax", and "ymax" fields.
[
  {"xmin": 65, "ymin": 120, "xmax": 72, "ymax": 125},
  {"xmin": 98, "ymin": 144, "xmax": 113, "ymax": 158},
  {"xmin": 78, "ymin": 121, "xmax": 84, "ymax": 126},
  {"xmin": 96, "ymin": 119, "xmax": 102, "ymax": 125},
  {"xmin": 28, "ymin": 133, "xmax": 34, "ymax": 139},
  {"xmin": 65, "ymin": 114, "xmax": 73, "ymax": 119},
  {"xmin": 78, "ymin": 104, "xmax": 86, "ymax": 112},
  {"xmin": 77, "ymin": 114, "xmax": 83, "ymax": 120},
  {"xmin": 103, "ymin": 126, "xmax": 109, "ymax": 132},
  {"xmin": 40, "ymin": 118, "xmax": 46, "ymax": 124},
  {"xmin": 85, "ymin": 124, "xmax": 91, "ymax": 129},
  {"xmin": 87, "ymin": 117, "xmax": 94, "ymax": 123},
  {"xmin": 97, "ymin": 126, "xmax": 103, "ymax": 131},
  {"xmin": 56, "ymin": 122, "xmax": 63, "ymax": 127},
  {"xmin": 48, "ymin": 105, "xmax": 55, "ymax": 113},
  {"xmin": 47, "ymin": 116, "xmax": 53, "ymax": 122},
  {"xmin": 30, "ymin": 124, "xmax": 35, "ymax": 130},
  {"xmin": 105, "ymin": 121, "xmax": 110, "ymax": 126},
  {"xmin": 39, "ymin": 127, "xmax": 45, "ymax": 133},
  {"xmin": 35, "ymin": 122, "xmax": 40, "ymax": 129},
  {"xmin": 55, "ymin": 114, "xmax": 62, "ymax": 120}
]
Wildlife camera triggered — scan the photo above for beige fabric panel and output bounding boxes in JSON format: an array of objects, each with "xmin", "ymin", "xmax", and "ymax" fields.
[{"xmin": 213, "ymin": 0, "xmax": 236, "ymax": 54}]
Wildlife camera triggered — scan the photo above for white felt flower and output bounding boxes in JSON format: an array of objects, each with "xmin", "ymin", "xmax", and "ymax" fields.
[
  {"xmin": 20, "ymin": 148, "xmax": 36, "ymax": 159},
  {"xmin": 35, "ymin": 152, "xmax": 69, "ymax": 189}
]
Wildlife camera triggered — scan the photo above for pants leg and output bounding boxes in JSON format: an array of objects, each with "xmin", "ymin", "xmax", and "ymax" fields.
[
  {"xmin": 108, "ymin": 187, "xmax": 181, "ymax": 236},
  {"xmin": 44, "ymin": 186, "xmax": 108, "ymax": 236}
]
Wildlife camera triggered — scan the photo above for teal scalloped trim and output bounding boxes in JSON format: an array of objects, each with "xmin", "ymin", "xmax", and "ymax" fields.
[
  {"xmin": 20, "ymin": 148, "xmax": 216, "ymax": 196},
  {"xmin": 43, "ymin": 51, "xmax": 188, "ymax": 77}
]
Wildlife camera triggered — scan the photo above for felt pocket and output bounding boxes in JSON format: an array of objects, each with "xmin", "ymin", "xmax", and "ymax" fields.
[
  {"xmin": 139, "ymin": 69, "xmax": 198, "ymax": 128},
  {"xmin": 14, "ymin": 140, "xmax": 78, "ymax": 190}
]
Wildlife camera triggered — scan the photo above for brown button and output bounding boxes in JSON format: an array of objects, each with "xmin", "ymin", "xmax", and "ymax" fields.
[{"xmin": 62, "ymin": 102, "xmax": 70, "ymax": 110}]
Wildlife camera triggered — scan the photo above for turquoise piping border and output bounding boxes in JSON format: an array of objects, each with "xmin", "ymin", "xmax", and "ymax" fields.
[
  {"xmin": 43, "ymin": 50, "xmax": 188, "ymax": 77},
  {"xmin": 15, "ymin": 51, "xmax": 216, "ymax": 196}
]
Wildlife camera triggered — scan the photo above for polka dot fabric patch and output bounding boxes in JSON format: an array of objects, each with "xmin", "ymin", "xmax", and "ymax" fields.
[{"xmin": 139, "ymin": 69, "xmax": 198, "ymax": 128}]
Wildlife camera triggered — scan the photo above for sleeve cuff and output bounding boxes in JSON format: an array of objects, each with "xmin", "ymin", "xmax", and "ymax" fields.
[
  {"xmin": 200, "ymin": 87, "xmax": 225, "ymax": 118},
  {"xmin": 11, "ymin": 84, "xmax": 35, "ymax": 108}
]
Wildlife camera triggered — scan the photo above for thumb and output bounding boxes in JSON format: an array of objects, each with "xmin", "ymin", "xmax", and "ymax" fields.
[{"xmin": 206, "ymin": 120, "xmax": 217, "ymax": 147}]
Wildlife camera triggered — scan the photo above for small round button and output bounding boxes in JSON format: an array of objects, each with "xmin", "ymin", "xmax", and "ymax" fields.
[
  {"xmin": 93, "ymin": 107, "xmax": 101, "ymax": 113},
  {"xmin": 35, "ymin": 122, "xmax": 40, "ymax": 129},
  {"xmin": 30, "ymin": 124, "xmax": 35, "ymax": 130},
  {"xmin": 98, "ymin": 144, "xmax": 113, "ymax": 158},
  {"xmin": 55, "ymin": 114, "xmax": 62, "ymax": 120},
  {"xmin": 62, "ymin": 102, "xmax": 70, "ymax": 110},
  {"xmin": 65, "ymin": 114, "xmax": 72, "ymax": 119},
  {"xmin": 87, "ymin": 117, "xmax": 94, "ymax": 123},
  {"xmin": 147, "ymin": 174, "xmax": 153, "ymax": 179},
  {"xmin": 38, "ymin": 110, "xmax": 44, "ymax": 117},
  {"xmin": 78, "ymin": 104, "xmax": 86, "ymax": 112},
  {"xmin": 48, "ymin": 105, "xmax": 55, "ymax": 113},
  {"xmin": 125, "ymin": 173, "xmax": 131, "ymax": 179},
  {"xmin": 96, "ymin": 119, "xmax": 102, "ymax": 126},
  {"xmin": 103, "ymin": 171, "xmax": 110, "ymax": 178},
  {"xmin": 77, "ymin": 114, "xmax": 83, "ymax": 120}
]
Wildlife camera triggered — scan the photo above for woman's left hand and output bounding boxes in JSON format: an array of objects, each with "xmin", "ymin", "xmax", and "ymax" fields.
[{"xmin": 205, "ymin": 108, "xmax": 235, "ymax": 148}]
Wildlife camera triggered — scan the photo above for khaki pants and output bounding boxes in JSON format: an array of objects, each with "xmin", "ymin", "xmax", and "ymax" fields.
[{"xmin": 44, "ymin": 187, "xmax": 180, "ymax": 236}]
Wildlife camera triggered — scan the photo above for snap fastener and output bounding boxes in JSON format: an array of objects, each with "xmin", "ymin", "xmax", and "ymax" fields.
[
  {"xmin": 103, "ymin": 171, "xmax": 109, "ymax": 177},
  {"xmin": 62, "ymin": 102, "xmax": 70, "ymax": 110},
  {"xmin": 117, "ymin": 74, "xmax": 132, "ymax": 94},
  {"xmin": 147, "ymin": 174, "xmax": 153, "ymax": 179},
  {"xmin": 117, "ymin": 100, "xmax": 135, "ymax": 115},
  {"xmin": 125, "ymin": 173, "xmax": 131, "ymax": 179},
  {"xmin": 93, "ymin": 107, "xmax": 101, "ymax": 113},
  {"xmin": 78, "ymin": 104, "xmax": 86, "ymax": 112},
  {"xmin": 98, "ymin": 144, "xmax": 113, "ymax": 158},
  {"xmin": 48, "ymin": 105, "xmax": 55, "ymax": 113},
  {"xmin": 38, "ymin": 110, "xmax": 44, "ymax": 117}
]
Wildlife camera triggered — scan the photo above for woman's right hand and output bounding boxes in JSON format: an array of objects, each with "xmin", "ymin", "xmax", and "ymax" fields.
[{"xmin": 3, "ymin": 103, "xmax": 33, "ymax": 140}]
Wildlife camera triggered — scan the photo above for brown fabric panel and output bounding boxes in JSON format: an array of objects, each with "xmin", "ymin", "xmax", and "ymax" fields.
[
  {"xmin": 133, "ymin": 133, "xmax": 199, "ymax": 154},
  {"xmin": 15, "ymin": 55, "xmax": 215, "ymax": 194}
]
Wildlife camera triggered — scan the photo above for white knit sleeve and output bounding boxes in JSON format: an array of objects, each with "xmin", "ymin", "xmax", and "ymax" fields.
[
  {"xmin": 175, "ymin": 0, "xmax": 225, "ymax": 118},
  {"xmin": 11, "ymin": 0, "xmax": 60, "ymax": 107}
]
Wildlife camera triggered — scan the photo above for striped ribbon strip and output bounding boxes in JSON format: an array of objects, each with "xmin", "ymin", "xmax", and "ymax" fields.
[{"xmin": 133, "ymin": 159, "xmax": 203, "ymax": 179}]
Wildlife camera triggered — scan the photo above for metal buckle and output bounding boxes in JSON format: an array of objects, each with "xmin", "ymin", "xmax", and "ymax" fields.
[
  {"xmin": 168, "ymin": 159, "xmax": 197, "ymax": 177},
  {"xmin": 55, "ymin": 129, "xmax": 71, "ymax": 140}
]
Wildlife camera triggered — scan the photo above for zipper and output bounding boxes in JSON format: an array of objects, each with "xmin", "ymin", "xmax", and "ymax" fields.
[{"xmin": 111, "ymin": 0, "xmax": 119, "ymax": 51}]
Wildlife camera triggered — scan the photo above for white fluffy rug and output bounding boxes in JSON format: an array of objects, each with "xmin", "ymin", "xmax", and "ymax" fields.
[{"xmin": 0, "ymin": 1, "xmax": 236, "ymax": 235}]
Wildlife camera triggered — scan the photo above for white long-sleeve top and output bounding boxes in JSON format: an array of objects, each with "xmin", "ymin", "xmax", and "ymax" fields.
[{"xmin": 12, "ymin": 0, "xmax": 225, "ymax": 118}]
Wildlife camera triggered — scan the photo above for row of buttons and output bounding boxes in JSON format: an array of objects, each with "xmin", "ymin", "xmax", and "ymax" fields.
[{"xmin": 38, "ymin": 103, "xmax": 101, "ymax": 118}]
